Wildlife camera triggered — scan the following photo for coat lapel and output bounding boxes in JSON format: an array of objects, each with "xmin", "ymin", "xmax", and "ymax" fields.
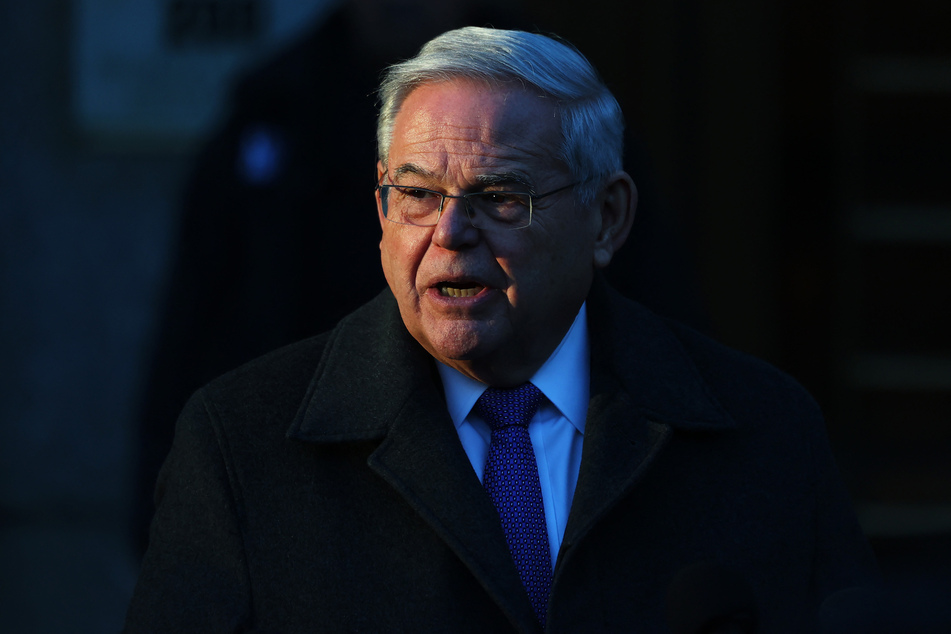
[
  {"xmin": 558, "ymin": 279, "xmax": 737, "ymax": 569},
  {"xmin": 287, "ymin": 290, "xmax": 540, "ymax": 633},
  {"xmin": 367, "ymin": 384, "xmax": 541, "ymax": 633},
  {"xmin": 559, "ymin": 365, "xmax": 673, "ymax": 561}
]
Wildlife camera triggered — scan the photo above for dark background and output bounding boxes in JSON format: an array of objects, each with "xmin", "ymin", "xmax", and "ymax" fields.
[{"xmin": 2, "ymin": 0, "xmax": 949, "ymax": 631}]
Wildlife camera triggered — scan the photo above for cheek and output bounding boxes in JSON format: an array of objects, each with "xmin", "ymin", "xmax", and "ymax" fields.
[
  {"xmin": 380, "ymin": 229, "xmax": 429, "ymax": 290},
  {"xmin": 379, "ymin": 234, "xmax": 404, "ymax": 287}
]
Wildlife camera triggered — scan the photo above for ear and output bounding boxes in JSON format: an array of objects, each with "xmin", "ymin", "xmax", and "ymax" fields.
[
  {"xmin": 592, "ymin": 170, "xmax": 637, "ymax": 269},
  {"xmin": 375, "ymin": 161, "xmax": 387, "ymax": 232}
]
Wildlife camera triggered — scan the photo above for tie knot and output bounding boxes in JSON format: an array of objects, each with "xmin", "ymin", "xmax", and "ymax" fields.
[{"xmin": 475, "ymin": 383, "xmax": 543, "ymax": 432}]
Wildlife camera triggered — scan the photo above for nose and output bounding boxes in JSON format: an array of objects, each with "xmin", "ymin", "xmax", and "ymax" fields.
[{"xmin": 432, "ymin": 195, "xmax": 479, "ymax": 250}]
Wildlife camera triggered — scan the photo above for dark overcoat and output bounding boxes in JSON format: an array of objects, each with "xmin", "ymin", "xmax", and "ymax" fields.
[{"xmin": 124, "ymin": 282, "xmax": 878, "ymax": 633}]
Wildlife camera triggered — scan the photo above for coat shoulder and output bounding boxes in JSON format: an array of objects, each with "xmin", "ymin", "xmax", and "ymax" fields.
[
  {"xmin": 194, "ymin": 331, "xmax": 332, "ymax": 428},
  {"xmin": 191, "ymin": 290, "xmax": 396, "ymax": 433},
  {"xmin": 661, "ymin": 316, "xmax": 822, "ymax": 422}
]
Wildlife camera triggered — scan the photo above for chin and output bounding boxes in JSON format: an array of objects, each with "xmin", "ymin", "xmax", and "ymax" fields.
[{"xmin": 420, "ymin": 319, "xmax": 503, "ymax": 364}]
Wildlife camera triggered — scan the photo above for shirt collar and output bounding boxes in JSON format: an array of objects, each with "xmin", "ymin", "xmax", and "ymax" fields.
[{"xmin": 437, "ymin": 303, "xmax": 589, "ymax": 434}]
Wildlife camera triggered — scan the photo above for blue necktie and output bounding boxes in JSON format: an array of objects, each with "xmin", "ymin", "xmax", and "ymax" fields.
[{"xmin": 476, "ymin": 383, "xmax": 552, "ymax": 627}]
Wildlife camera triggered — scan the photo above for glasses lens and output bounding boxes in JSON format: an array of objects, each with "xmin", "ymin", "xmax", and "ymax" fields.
[
  {"xmin": 468, "ymin": 192, "xmax": 532, "ymax": 228},
  {"xmin": 384, "ymin": 186, "xmax": 442, "ymax": 226}
]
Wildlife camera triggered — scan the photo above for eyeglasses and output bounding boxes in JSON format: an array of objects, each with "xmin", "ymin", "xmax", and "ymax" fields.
[{"xmin": 376, "ymin": 181, "xmax": 578, "ymax": 230}]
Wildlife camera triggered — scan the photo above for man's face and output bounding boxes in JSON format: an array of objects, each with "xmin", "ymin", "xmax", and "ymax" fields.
[{"xmin": 377, "ymin": 79, "xmax": 603, "ymax": 385}]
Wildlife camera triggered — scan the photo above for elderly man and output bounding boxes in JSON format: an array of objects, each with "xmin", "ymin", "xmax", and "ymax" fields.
[{"xmin": 125, "ymin": 27, "xmax": 877, "ymax": 633}]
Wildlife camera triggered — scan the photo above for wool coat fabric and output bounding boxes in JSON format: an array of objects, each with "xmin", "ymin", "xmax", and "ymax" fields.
[{"xmin": 124, "ymin": 282, "xmax": 878, "ymax": 633}]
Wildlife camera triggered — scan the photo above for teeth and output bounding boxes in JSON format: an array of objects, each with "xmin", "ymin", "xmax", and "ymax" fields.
[{"xmin": 440, "ymin": 285, "xmax": 481, "ymax": 298}]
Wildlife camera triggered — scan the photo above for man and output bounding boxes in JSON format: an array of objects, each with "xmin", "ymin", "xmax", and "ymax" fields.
[{"xmin": 124, "ymin": 28, "xmax": 877, "ymax": 633}]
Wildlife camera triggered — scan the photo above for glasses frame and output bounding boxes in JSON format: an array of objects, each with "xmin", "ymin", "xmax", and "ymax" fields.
[{"xmin": 376, "ymin": 180, "xmax": 578, "ymax": 230}]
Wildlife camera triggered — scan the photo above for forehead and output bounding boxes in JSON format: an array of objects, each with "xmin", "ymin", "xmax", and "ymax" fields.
[{"xmin": 388, "ymin": 79, "xmax": 564, "ymax": 180}]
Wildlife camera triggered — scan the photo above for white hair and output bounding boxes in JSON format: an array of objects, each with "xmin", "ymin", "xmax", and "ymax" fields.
[{"xmin": 377, "ymin": 27, "xmax": 624, "ymax": 205}]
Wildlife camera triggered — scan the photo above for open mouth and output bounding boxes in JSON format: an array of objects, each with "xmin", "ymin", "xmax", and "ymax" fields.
[{"xmin": 437, "ymin": 282, "xmax": 484, "ymax": 298}]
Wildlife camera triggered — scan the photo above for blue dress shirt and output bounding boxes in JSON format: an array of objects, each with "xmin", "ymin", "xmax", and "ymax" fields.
[{"xmin": 436, "ymin": 304, "xmax": 589, "ymax": 568}]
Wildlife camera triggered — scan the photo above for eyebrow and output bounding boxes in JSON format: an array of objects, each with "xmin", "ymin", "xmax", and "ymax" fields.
[
  {"xmin": 475, "ymin": 172, "xmax": 536, "ymax": 194},
  {"xmin": 391, "ymin": 163, "xmax": 433, "ymax": 181},
  {"xmin": 391, "ymin": 164, "xmax": 537, "ymax": 194}
]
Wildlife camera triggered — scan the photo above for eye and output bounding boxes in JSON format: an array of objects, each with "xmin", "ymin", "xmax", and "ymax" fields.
[
  {"xmin": 396, "ymin": 186, "xmax": 439, "ymax": 200},
  {"xmin": 481, "ymin": 192, "xmax": 529, "ymax": 207}
]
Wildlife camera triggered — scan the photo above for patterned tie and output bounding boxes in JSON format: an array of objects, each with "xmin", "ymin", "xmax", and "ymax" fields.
[{"xmin": 475, "ymin": 383, "xmax": 552, "ymax": 627}]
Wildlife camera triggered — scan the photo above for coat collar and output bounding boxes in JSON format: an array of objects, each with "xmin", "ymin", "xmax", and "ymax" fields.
[
  {"xmin": 286, "ymin": 289, "xmax": 434, "ymax": 443},
  {"xmin": 584, "ymin": 276, "xmax": 735, "ymax": 431},
  {"xmin": 288, "ymin": 278, "xmax": 735, "ymax": 443}
]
